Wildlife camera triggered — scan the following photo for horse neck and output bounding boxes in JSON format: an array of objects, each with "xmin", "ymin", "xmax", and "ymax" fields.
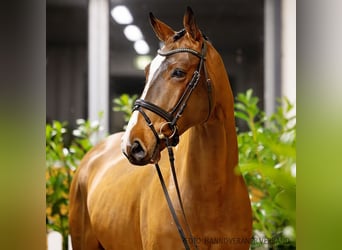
[{"xmin": 176, "ymin": 51, "xmax": 239, "ymax": 198}]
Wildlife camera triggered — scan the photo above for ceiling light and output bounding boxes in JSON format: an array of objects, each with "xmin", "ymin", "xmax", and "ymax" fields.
[
  {"xmin": 111, "ymin": 5, "xmax": 133, "ymax": 24},
  {"xmin": 134, "ymin": 40, "xmax": 150, "ymax": 55},
  {"xmin": 134, "ymin": 55, "xmax": 152, "ymax": 70},
  {"xmin": 124, "ymin": 25, "xmax": 143, "ymax": 41}
]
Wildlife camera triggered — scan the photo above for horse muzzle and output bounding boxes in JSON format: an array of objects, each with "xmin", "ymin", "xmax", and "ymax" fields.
[{"xmin": 122, "ymin": 139, "xmax": 159, "ymax": 166}]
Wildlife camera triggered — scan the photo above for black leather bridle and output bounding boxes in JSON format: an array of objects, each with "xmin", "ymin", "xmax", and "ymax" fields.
[
  {"xmin": 133, "ymin": 40, "xmax": 212, "ymax": 147},
  {"xmin": 132, "ymin": 40, "xmax": 212, "ymax": 250}
]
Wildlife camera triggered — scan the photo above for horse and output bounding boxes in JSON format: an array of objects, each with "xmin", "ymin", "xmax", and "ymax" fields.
[{"xmin": 69, "ymin": 7, "xmax": 252, "ymax": 250}]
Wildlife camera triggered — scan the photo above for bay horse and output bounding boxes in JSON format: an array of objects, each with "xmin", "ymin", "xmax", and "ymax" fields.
[{"xmin": 69, "ymin": 7, "xmax": 252, "ymax": 250}]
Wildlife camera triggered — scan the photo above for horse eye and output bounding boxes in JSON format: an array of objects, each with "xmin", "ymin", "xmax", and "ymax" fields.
[{"xmin": 171, "ymin": 68, "xmax": 186, "ymax": 78}]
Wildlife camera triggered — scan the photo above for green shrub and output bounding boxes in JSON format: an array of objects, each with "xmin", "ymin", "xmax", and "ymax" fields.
[
  {"xmin": 113, "ymin": 94, "xmax": 138, "ymax": 129},
  {"xmin": 46, "ymin": 119, "xmax": 101, "ymax": 249},
  {"xmin": 235, "ymin": 89, "xmax": 296, "ymax": 248}
]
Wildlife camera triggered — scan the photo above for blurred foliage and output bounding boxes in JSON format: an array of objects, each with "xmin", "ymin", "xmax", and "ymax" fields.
[
  {"xmin": 46, "ymin": 119, "xmax": 101, "ymax": 249},
  {"xmin": 235, "ymin": 89, "xmax": 296, "ymax": 249},
  {"xmin": 113, "ymin": 94, "xmax": 138, "ymax": 129}
]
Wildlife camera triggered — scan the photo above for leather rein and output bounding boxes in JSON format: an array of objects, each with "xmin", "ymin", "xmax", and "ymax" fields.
[{"xmin": 133, "ymin": 40, "xmax": 212, "ymax": 250}]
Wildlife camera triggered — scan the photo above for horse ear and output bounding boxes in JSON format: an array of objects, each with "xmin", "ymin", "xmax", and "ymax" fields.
[
  {"xmin": 183, "ymin": 6, "xmax": 201, "ymax": 41},
  {"xmin": 149, "ymin": 12, "xmax": 175, "ymax": 42}
]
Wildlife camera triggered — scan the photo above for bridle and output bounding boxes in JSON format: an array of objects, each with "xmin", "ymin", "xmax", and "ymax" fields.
[
  {"xmin": 132, "ymin": 40, "xmax": 212, "ymax": 250},
  {"xmin": 133, "ymin": 40, "xmax": 212, "ymax": 147}
]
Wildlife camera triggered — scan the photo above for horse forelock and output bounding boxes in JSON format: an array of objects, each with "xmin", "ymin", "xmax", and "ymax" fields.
[{"xmin": 173, "ymin": 29, "xmax": 186, "ymax": 42}]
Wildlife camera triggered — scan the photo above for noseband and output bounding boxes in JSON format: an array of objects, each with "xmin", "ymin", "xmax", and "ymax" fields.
[{"xmin": 133, "ymin": 41, "xmax": 212, "ymax": 147}]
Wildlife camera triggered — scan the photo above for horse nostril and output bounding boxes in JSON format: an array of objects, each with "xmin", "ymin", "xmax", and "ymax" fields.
[{"xmin": 131, "ymin": 140, "xmax": 146, "ymax": 161}]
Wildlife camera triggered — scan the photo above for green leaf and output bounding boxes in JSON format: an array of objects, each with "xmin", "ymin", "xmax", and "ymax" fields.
[
  {"xmin": 246, "ymin": 89, "xmax": 253, "ymax": 101},
  {"xmin": 235, "ymin": 111, "xmax": 249, "ymax": 121},
  {"xmin": 234, "ymin": 102, "xmax": 247, "ymax": 112}
]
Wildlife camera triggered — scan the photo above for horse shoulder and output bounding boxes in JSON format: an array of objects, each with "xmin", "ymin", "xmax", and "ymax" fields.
[{"xmin": 69, "ymin": 133, "xmax": 124, "ymax": 249}]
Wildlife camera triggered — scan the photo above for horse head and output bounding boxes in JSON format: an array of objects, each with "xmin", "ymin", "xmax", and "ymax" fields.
[{"xmin": 122, "ymin": 7, "xmax": 213, "ymax": 166}]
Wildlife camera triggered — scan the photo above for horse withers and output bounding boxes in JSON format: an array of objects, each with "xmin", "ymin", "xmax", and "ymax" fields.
[{"xmin": 69, "ymin": 7, "xmax": 252, "ymax": 250}]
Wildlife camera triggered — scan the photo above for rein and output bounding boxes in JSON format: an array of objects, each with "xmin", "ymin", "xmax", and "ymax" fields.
[{"xmin": 133, "ymin": 41, "xmax": 211, "ymax": 250}]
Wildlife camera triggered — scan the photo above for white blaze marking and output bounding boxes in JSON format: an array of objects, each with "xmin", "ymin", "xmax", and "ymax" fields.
[
  {"xmin": 122, "ymin": 54, "xmax": 165, "ymax": 153},
  {"xmin": 141, "ymin": 54, "xmax": 165, "ymax": 99},
  {"xmin": 121, "ymin": 111, "xmax": 139, "ymax": 152}
]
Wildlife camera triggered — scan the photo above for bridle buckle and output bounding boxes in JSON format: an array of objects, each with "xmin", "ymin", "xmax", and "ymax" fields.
[{"xmin": 158, "ymin": 122, "xmax": 178, "ymax": 140}]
